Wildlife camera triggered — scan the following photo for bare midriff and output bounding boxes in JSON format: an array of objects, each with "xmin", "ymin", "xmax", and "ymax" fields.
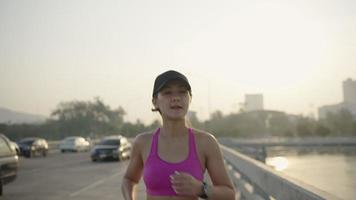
[{"xmin": 147, "ymin": 195, "xmax": 198, "ymax": 200}]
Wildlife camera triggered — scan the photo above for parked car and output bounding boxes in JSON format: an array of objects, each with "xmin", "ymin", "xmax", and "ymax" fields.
[
  {"xmin": 17, "ymin": 138, "xmax": 48, "ymax": 158},
  {"xmin": 0, "ymin": 134, "xmax": 19, "ymax": 196},
  {"xmin": 9, "ymin": 141, "xmax": 20, "ymax": 156},
  {"xmin": 59, "ymin": 136, "xmax": 90, "ymax": 152},
  {"xmin": 90, "ymin": 135, "xmax": 131, "ymax": 162}
]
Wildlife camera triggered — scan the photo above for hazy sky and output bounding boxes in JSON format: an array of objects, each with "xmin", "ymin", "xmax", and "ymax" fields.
[{"xmin": 1, "ymin": 0, "xmax": 355, "ymax": 124}]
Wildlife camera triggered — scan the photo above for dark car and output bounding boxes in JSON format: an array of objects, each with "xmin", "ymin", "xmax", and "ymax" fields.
[
  {"xmin": 17, "ymin": 137, "xmax": 48, "ymax": 158},
  {"xmin": 0, "ymin": 134, "xmax": 19, "ymax": 196},
  {"xmin": 90, "ymin": 135, "xmax": 131, "ymax": 162}
]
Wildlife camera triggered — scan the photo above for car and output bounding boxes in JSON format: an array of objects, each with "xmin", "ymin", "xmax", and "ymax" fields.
[
  {"xmin": 9, "ymin": 141, "xmax": 20, "ymax": 156},
  {"xmin": 17, "ymin": 137, "xmax": 48, "ymax": 158},
  {"xmin": 0, "ymin": 134, "xmax": 19, "ymax": 196},
  {"xmin": 59, "ymin": 136, "xmax": 90, "ymax": 152},
  {"xmin": 90, "ymin": 135, "xmax": 131, "ymax": 162}
]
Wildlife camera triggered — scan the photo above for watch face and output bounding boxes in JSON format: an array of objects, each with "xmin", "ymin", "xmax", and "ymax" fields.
[
  {"xmin": 199, "ymin": 182, "xmax": 209, "ymax": 199},
  {"xmin": 201, "ymin": 194, "xmax": 208, "ymax": 199}
]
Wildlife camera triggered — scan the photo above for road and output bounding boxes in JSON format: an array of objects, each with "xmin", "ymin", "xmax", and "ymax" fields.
[{"xmin": 2, "ymin": 151, "xmax": 146, "ymax": 200}]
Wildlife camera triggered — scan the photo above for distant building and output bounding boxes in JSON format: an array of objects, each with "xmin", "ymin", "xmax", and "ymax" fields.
[
  {"xmin": 343, "ymin": 78, "xmax": 356, "ymax": 104},
  {"xmin": 318, "ymin": 78, "xmax": 356, "ymax": 119},
  {"xmin": 244, "ymin": 94, "xmax": 264, "ymax": 112},
  {"xmin": 319, "ymin": 103, "xmax": 356, "ymax": 118}
]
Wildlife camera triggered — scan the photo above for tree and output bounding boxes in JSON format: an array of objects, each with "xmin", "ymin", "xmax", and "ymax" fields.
[
  {"xmin": 187, "ymin": 112, "xmax": 203, "ymax": 129},
  {"xmin": 324, "ymin": 109, "xmax": 354, "ymax": 136},
  {"xmin": 314, "ymin": 123, "xmax": 331, "ymax": 137},
  {"xmin": 296, "ymin": 116, "xmax": 315, "ymax": 137},
  {"xmin": 121, "ymin": 119, "xmax": 149, "ymax": 137},
  {"xmin": 51, "ymin": 97, "xmax": 125, "ymax": 138},
  {"xmin": 268, "ymin": 113, "xmax": 294, "ymax": 136}
]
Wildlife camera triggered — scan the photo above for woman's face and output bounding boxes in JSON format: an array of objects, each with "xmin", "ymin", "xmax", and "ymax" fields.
[{"xmin": 153, "ymin": 80, "xmax": 191, "ymax": 120}]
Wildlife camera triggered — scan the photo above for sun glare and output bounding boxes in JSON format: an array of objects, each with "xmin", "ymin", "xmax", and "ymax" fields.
[{"xmin": 266, "ymin": 156, "xmax": 289, "ymax": 171}]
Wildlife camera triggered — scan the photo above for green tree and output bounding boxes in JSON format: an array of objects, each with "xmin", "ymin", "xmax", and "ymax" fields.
[
  {"xmin": 121, "ymin": 119, "xmax": 147, "ymax": 137},
  {"xmin": 314, "ymin": 123, "xmax": 331, "ymax": 137},
  {"xmin": 296, "ymin": 116, "xmax": 315, "ymax": 137},
  {"xmin": 51, "ymin": 97, "xmax": 125, "ymax": 138},
  {"xmin": 268, "ymin": 113, "xmax": 295, "ymax": 136},
  {"xmin": 324, "ymin": 109, "xmax": 354, "ymax": 136},
  {"xmin": 187, "ymin": 112, "xmax": 203, "ymax": 129}
]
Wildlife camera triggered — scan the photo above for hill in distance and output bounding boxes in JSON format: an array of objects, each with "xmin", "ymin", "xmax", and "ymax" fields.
[{"xmin": 0, "ymin": 107, "xmax": 46, "ymax": 124}]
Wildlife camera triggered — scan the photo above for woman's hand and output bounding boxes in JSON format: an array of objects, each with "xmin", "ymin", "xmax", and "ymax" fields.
[{"xmin": 170, "ymin": 171, "xmax": 202, "ymax": 196}]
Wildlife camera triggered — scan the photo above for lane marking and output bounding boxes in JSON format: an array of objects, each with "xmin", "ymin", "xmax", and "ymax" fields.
[{"xmin": 69, "ymin": 171, "xmax": 123, "ymax": 197}]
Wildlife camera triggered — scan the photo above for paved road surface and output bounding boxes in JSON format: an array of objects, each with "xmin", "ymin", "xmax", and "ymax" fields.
[{"xmin": 2, "ymin": 151, "xmax": 146, "ymax": 200}]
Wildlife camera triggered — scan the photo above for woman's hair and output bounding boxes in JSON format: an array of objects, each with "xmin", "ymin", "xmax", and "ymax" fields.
[{"xmin": 151, "ymin": 106, "xmax": 160, "ymax": 113}]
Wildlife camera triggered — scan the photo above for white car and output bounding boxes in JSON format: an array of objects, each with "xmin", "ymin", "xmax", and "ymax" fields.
[{"xmin": 59, "ymin": 136, "xmax": 90, "ymax": 153}]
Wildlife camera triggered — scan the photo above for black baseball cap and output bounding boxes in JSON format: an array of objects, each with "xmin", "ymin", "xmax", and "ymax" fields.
[{"xmin": 152, "ymin": 70, "xmax": 191, "ymax": 97}]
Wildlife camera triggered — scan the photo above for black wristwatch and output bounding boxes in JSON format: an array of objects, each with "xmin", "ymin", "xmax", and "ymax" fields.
[{"xmin": 199, "ymin": 181, "xmax": 209, "ymax": 199}]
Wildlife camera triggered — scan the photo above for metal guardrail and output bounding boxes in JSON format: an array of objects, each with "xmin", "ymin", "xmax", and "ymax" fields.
[
  {"xmin": 221, "ymin": 145, "xmax": 342, "ymax": 200},
  {"xmin": 219, "ymin": 137, "xmax": 356, "ymax": 147}
]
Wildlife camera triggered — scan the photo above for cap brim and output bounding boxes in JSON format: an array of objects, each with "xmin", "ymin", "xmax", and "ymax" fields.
[{"xmin": 154, "ymin": 77, "xmax": 191, "ymax": 96}]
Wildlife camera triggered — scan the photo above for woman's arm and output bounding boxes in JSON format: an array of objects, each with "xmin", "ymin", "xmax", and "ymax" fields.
[
  {"xmin": 121, "ymin": 135, "xmax": 144, "ymax": 200},
  {"xmin": 121, "ymin": 177, "xmax": 138, "ymax": 200},
  {"xmin": 203, "ymin": 133, "xmax": 235, "ymax": 200}
]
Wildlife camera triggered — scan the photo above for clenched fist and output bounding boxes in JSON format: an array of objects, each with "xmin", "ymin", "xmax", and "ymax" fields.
[{"xmin": 170, "ymin": 171, "xmax": 203, "ymax": 196}]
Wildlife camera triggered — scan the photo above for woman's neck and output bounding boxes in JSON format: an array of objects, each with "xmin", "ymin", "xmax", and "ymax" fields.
[{"xmin": 160, "ymin": 119, "xmax": 188, "ymax": 137}]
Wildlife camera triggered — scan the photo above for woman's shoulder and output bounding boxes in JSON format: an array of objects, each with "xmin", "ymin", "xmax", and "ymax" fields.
[
  {"xmin": 133, "ymin": 130, "xmax": 156, "ymax": 146},
  {"xmin": 191, "ymin": 128, "xmax": 221, "ymax": 157},
  {"xmin": 191, "ymin": 128, "xmax": 218, "ymax": 145}
]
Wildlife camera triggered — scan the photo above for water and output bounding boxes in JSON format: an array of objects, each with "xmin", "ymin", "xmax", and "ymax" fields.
[{"xmin": 266, "ymin": 147, "xmax": 356, "ymax": 200}]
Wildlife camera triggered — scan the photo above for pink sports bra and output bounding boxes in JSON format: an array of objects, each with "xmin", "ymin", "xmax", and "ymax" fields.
[{"xmin": 143, "ymin": 128, "xmax": 204, "ymax": 196}]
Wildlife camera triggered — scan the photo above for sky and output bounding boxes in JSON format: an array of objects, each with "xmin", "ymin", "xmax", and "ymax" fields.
[{"xmin": 0, "ymin": 0, "xmax": 355, "ymax": 124}]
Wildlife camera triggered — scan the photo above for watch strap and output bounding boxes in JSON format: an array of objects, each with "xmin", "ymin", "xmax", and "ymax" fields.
[{"xmin": 199, "ymin": 181, "xmax": 209, "ymax": 199}]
